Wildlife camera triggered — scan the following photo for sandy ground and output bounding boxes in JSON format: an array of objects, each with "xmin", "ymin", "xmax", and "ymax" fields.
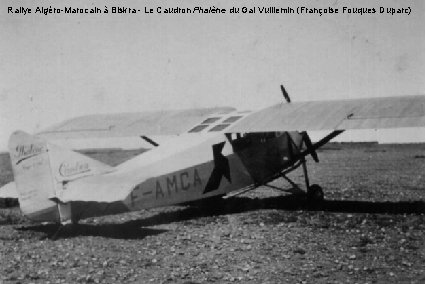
[{"xmin": 0, "ymin": 143, "xmax": 424, "ymax": 284}]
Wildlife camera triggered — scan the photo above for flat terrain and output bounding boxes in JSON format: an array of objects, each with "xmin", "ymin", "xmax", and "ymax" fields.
[{"xmin": 0, "ymin": 143, "xmax": 424, "ymax": 284}]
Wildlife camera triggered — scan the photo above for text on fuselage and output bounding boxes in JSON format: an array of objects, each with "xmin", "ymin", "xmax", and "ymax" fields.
[{"xmin": 130, "ymin": 168, "xmax": 203, "ymax": 205}]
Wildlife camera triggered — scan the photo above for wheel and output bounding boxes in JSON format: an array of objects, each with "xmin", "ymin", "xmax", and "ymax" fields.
[{"xmin": 307, "ymin": 184, "xmax": 324, "ymax": 204}]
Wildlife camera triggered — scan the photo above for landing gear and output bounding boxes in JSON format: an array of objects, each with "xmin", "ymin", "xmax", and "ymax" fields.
[
  {"xmin": 300, "ymin": 157, "xmax": 324, "ymax": 207},
  {"xmin": 262, "ymin": 157, "xmax": 324, "ymax": 208},
  {"xmin": 226, "ymin": 156, "xmax": 325, "ymax": 208}
]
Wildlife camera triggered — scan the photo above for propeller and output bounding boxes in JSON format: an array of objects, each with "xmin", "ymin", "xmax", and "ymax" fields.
[
  {"xmin": 301, "ymin": 131, "xmax": 319, "ymax": 163},
  {"xmin": 280, "ymin": 84, "xmax": 291, "ymax": 103}
]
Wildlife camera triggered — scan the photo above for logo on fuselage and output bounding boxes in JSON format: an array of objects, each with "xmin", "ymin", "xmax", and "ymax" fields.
[
  {"xmin": 14, "ymin": 144, "xmax": 45, "ymax": 165},
  {"xmin": 59, "ymin": 161, "xmax": 90, "ymax": 177}
]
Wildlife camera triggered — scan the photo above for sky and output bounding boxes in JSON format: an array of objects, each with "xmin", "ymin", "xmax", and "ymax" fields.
[{"xmin": 0, "ymin": 0, "xmax": 424, "ymax": 150}]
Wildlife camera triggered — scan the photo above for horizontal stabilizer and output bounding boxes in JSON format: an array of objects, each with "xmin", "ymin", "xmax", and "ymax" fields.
[{"xmin": 0, "ymin": 182, "xmax": 18, "ymax": 199}]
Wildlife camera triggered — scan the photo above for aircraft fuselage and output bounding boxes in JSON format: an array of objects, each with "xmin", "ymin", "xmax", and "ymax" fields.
[
  {"xmin": 119, "ymin": 131, "xmax": 304, "ymax": 213},
  {"xmin": 16, "ymin": 131, "xmax": 305, "ymax": 223}
]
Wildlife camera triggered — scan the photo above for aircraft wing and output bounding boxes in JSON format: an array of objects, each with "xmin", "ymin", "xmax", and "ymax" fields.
[
  {"xmin": 38, "ymin": 107, "xmax": 235, "ymax": 139},
  {"xmin": 38, "ymin": 96, "xmax": 423, "ymax": 140},
  {"xmin": 228, "ymin": 95, "xmax": 424, "ymax": 133}
]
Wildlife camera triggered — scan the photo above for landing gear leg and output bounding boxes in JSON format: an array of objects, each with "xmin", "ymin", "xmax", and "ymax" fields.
[
  {"xmin": 301, "ymin": 157, "xmax": 310, "ymax": 189},
  {"xmin": 301, "ymin": 157, "xmax": 324, "ymax": 205},
  {"xmin": 302, "ymin": 158, "xmax": 324, "ymax": 207},
  {"xmin": 264, "ymin": 157, "xmax": 324, "ymax": 206}
]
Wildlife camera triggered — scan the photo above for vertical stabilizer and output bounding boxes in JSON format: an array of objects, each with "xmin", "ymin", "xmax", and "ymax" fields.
[
  {"xmin": 8, "ymin": 131, "xmax": 59, "ymax": 221},
  {"xmin": 8, "ymin": 131, "xmax": 114, "ymax": 222}
]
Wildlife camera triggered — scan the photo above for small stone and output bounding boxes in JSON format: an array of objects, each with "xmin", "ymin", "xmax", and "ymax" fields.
[
  {"xmin": 402, "ymin": 260, "xmax": 412, "ymax": 267},
  {"xmin": 294, "ymin": 248, "xmax": 306, "ymax": 255}
]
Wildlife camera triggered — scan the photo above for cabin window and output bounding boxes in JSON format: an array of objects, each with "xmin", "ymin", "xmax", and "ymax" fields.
[
  {"xmin": 227, "ymin": 132, "xmax": 252, "ymax": 149},
  {"xmin": 202, "ymin": 117, "xmax": 221, "ymax": 124},
  {"xmin": 223, "ymin": 116, "xmax": 242, "ymax": 123},
  {"xmin": 209, "ymin": 124, "xmax": 230, "ymax": 132},
  {"xmin": 188, "ymin": 124, "xmax": 209, "ymax": 133}
]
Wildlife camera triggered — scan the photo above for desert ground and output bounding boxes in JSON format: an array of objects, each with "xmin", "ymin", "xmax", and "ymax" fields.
[{"xmin": 0, "ymin": 143, "xmax": 424, "ymax": 284}]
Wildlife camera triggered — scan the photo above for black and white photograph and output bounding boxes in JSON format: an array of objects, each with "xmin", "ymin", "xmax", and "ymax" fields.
[{"xmin": 0, "ymin": 0, "xmax": 424, "ymax": 283}]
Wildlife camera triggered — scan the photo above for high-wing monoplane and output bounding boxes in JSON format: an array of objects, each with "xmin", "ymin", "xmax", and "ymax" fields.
[{"xmin": 0, "ymin": 90, "xmax": 424, "ymax": 231}]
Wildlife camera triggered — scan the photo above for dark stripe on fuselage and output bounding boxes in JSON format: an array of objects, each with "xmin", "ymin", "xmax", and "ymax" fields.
[{"xmin": 204, "ymin": 141, "xmax": 231, "ymax": 194}]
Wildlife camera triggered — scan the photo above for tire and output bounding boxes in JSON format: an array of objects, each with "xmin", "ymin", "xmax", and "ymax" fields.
[{"xmin": 307, "ymin": 184, "xmax": 324, "ymax": 204}]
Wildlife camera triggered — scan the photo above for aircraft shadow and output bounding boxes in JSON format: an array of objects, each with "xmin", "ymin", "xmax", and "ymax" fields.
[
  {"xmin": 16, "ymin": 194, "xmax": 424, "ymax": 240},
  {"xmin": 17, "ymin": 222, "xmax": 168, "ymax": 240},
  {"xmin": 130, "ymin": 194, "xmax": 425, "ymax": 228}
]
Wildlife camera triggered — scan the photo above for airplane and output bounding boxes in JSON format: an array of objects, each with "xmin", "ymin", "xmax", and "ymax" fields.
[{"xmin": 0, "ymin": 88, "xmax": 424, "ymax": 236}]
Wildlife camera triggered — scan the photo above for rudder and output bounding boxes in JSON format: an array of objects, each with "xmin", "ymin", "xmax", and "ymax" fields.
[
  {"xmin": 9, "ymin": 131, "xmax": 59, "ymax": 221},
  {"xmin": 8, "ymin": 131, "xmax": 114, "ymax": 222}
]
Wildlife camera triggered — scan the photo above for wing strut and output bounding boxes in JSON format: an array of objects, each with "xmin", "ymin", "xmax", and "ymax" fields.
[
  {"xmin": 298, "ymin": 130, "xmax": 344, "ymax": 158},
  {"xmin": 141, "ymin": 136, "xmax": 159, "ymax": 147},
  {"xmin": 301, "ymin": 131, "xmax": 319, "ymax": 163}
]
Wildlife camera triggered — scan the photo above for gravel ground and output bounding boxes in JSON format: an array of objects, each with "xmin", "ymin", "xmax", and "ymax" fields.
[{"xmin": 0, "ymin": 143, "xmax": 424, "ymax": 284}]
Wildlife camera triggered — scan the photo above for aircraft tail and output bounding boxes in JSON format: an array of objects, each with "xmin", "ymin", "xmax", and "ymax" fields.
[{"xmin": 8, "ymin": 131, "xmax": 114, "ymax": 222}]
